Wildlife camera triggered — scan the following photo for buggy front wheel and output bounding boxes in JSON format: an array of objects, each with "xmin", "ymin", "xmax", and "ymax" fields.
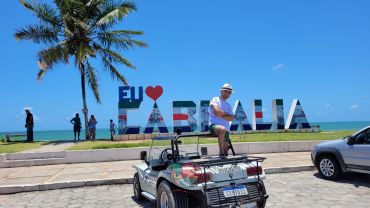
[{"xmin": 133, "ymin": 173, "xmax": 143, "ymax": 200}]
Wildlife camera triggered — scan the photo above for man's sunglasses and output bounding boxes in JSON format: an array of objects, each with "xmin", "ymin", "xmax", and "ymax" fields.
[{"xmin": 223, "ymin": 90, "xmax": 232, "ymax": 94}]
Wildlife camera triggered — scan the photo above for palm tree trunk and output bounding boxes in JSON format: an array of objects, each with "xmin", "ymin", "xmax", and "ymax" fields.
[{"xmin": 80, "ymin": 63, "xmax": 90, "ymax": 140}]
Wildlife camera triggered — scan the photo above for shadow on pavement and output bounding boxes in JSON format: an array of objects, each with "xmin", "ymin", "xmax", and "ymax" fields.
[
  {"xmin": 313, "ymin": 172, "xmax": 370, "ymax": 188},
  {"xmin": 131, "ymin": 196, "xmax": 155, "ymax": 208}
]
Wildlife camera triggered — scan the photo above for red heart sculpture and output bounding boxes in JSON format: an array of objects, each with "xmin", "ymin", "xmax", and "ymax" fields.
[{"xmin": 146, "ymin": 86, "xmax": 163, "ymax": 101}]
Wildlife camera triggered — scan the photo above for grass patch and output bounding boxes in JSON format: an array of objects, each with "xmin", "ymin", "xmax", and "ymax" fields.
[
  {"xmin": 230, "ymin": 130, "xmax": 355, "ymax": 142},
  {"xmin": 67, "ymin": 130, "xmax": 355, "ymax": 150},
  {"xmin": 0, "ymin": 141, "xmax": 45, "ymax": 153}
]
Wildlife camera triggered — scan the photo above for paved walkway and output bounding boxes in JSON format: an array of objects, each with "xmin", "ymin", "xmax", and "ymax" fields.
[
  {"xmin": 265, "ymin": 171, "xmax": 370, "ymax": 208},
  {"xmin": 0, "ymin": 151, "xmax": 313, "ymax": 194},
  {"xmin": 1, "ymin": 171, "xmax": 369, "ymax": 208}
]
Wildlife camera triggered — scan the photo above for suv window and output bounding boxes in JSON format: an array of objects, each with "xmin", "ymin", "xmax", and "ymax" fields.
[{"xmin": 355, "ymin": 129, "xmax": 370, "ymax": 144}]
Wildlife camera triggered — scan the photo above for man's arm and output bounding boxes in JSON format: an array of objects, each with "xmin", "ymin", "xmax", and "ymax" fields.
[
  {"xmin": 211, "ymin": 105, "xmax": 235, "ymax": 121},
  {"xmin": 26, "ymin": 115, "xmax": 33, "ymax": 125}
]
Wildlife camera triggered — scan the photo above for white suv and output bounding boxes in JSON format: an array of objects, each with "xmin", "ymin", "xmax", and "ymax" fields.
[{"xmin": 311, "ymin": 126, "xmax": 370, "ymax": 180}]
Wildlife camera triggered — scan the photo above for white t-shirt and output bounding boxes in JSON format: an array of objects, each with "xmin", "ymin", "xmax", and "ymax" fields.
[{"xmin": 208, "ymin": 97, "xmax": 233, "ymax": 131}]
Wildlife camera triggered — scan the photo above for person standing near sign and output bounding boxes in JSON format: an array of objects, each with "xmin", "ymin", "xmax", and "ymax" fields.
[
  {"xmin": 24, "ymin": 109, "xmax": 34, "ymax": 142},
  {"xmin": 209, "ymin": 83, "xmax": 235, "ymax": 157},
  {"xmin": 88, "ymin": 115, "xmax": 98, "ymax": 140},
  {"xmin": 109, "ymin": 119, "xmax": 118, "ymax": 141},
  {"xmin": 70, "ymin": 113, "xmax": 82, "ymax": 142}
]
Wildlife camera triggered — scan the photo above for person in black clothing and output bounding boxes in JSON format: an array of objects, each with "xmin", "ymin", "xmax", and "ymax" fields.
[
  {"xmin": 70, "ymin": 113, "xmax": 82, "ymax": 142},
  {"xmin": 25, "ymin": 109, "xmax": 34, "ymax": 142}
]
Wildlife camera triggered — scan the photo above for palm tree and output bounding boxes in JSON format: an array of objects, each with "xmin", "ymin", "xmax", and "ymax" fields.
[{"xmin": 15, "ymin": 0, "xmax": 147, "ymax": 139}]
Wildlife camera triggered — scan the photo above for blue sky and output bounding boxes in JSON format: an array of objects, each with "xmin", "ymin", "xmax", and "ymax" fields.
[{"xmin": 1, "ymin": 0, "xmax": 370, "ymax": 132}]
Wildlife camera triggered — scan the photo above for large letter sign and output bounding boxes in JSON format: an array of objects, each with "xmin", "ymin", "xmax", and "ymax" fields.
[
  {"xmin": 199, "ymin": 100, "xmax": 210, "ymax": 132},
  {"xmin": 252, "ymin": 100, "xmax": 272, "ymax": 130},
  {"xmin": 272, "ymin": 99, "xmax": 285, "ymax": 130},
  {"xmin": 118, "ymin": 86, "xmax": 143, "ymax": 134},
  {"xmin": 285, "ymin": 99, "xmax": 311, "ymax": 129},
  {"xmin": 144, "ymin": 103, "xmax": 169, "ymax": 133},
  {"xmin": 144, "ymin": 86, "xmax": 168, "ymax": 133},
  {"xmin": 117, "ymin": 86, "xmax": 313, "ymax": 134},
  {"xmin": 173, "ymin": 101, "xmax": 197, "ymax": 132},
  {"xmin": 230, "ymin": 100, "xmax": 252, "ymax": 131}
]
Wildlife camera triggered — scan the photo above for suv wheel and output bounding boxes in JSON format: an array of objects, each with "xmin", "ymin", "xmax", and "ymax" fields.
[
  {"xmin": 157, "ymin": 181, "xmax": 189, "ymax": 208},
  {"xmin": 133, "ymin": 173, "xmax": 143, "ymax": 200},
  {"xmin": 317, "ymin": 155, "xmax": 342, "ymax": 180}
]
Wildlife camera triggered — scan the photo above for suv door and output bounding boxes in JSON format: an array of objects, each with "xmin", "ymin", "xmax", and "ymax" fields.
[{"xmin": 341, "ymin": 129, "xmax": 370, "ymax": 171}]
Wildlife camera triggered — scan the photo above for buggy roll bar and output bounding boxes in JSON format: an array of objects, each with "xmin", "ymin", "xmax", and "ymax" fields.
[
  {"xmin": 172, "ymin": 132, "xmax": 213, "ymax": 162},
  {"xmin": 171, "ymin": 132, "xmax": 266, "ymax": 164}
]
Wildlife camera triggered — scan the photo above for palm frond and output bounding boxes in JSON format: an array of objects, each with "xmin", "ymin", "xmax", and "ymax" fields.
[
  {"xmin": 103, "ymin": 30, "xmax": 144, "ymax": 36},
  {"xmin": 20, "ymin": 0, "xmax": 62, "ymax": 28},
  {"xmin": 86, "ymin": 61, "xmax": 101, "ymax": 103},
  {"xmin": 37, "ymin": 43, "xmax": 69, "ymax": 75},
  {"xmin": 102, "ymin": 57, "xmax": 129, "ymax": 85},
  {"xmin": 36, "ymin": 66, "xmax": 49, "ymax": 80},
  {"xmin": 94, "ymin": 1, "xmax": 136, "ymax": 28},
  {"xmin": 75, "ymin": 42, "xmax": 95, "ymax": 65},
  {"xmin": 15, "ymin": 25, "xmax": 59, "ymax": 44},
  {"xmin": 101, "ymin": 48, "xmax": 136, "ymax": 68},
  {"xmin": 97, "ymin": 30, "xmax": 147, "ymax": 50}
]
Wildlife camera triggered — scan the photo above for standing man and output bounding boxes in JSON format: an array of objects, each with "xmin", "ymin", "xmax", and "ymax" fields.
[
  {"xmin": 209, "ymin": 83, "xmax": 235, "ymax": 157},
  {"xmin": 24, "ymin": 109, "xmax": 34, "ymax": 142},
  {"xmin": 109, "ymin": 119, "xmax": 118, "ymax": 141},
  {"xmin": 70, "ymin": 113, "xmax": 82, "ymax": 142},
  {"xmin": 88, "ymin": 115, "xmax": 98, "ymax": 140}
]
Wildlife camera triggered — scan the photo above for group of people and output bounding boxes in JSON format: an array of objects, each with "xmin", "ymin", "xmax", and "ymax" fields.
[
  {"xmin": 70, "ymin": 114, "xmax": 117, "ymax": 142},
  {"xmin": 23, "ymin": 109, "xmax": 117, "ymax": 142},
  {"xmin": 23, "ymin": 83, "xmax": 233, "ymax": 157}
]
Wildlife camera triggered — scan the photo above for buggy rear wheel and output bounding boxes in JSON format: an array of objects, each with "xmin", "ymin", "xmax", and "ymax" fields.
[
  {"xmin": 257, "ymin": 181, "xmax": 267, "ymax": 208},
  {"xmin": 157, "ymin": 180, "xmax": 189, "ymax": 208}
]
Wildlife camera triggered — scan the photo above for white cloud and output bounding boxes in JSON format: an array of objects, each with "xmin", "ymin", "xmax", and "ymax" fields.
[
  {"xmin": 350, "ymin": 104, "xmax": 359, "ymax": 110},
  {"xmin": 272, "ymin": 64, "xmax": 286, "ymax": 71}
]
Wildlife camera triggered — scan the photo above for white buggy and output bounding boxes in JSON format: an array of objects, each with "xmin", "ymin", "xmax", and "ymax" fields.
[{"xmin": 133, "ymin": 133, "xmax": 268, "ymax": 208}]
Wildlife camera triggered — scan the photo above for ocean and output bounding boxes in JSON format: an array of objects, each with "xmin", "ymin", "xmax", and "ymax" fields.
[{"xmin": 1, "ymin": 121, "xmax": 370, "ymax": 142}]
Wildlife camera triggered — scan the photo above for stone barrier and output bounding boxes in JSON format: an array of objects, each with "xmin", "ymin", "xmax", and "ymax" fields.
[{"xmin": 0, "ymin": 140, "xmax": 320, "ymax": 168}]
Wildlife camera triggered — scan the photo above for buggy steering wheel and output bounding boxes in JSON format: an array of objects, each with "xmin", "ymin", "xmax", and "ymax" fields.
[{"xmin": 160, "ymin": 148, "xmax": 173, "ymax": 164}]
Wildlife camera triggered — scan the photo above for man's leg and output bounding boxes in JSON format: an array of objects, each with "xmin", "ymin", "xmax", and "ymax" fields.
[
  {"xmin": 213, "ymin": 125, "xmax": 227, "ymax": 156},
  {"xmin": 26, "ymin": 126, "xmax": 31, "ymax": 141},
  {"xmin": 223, "ymin": 132, "xmax": 230, "ymax": 156},
  {"xmin": 92, "ymin": 129, "xmax": 96, "ymax": 140},
  {"xmin": 27, "ymin": 126, "xmax": 34, "ymax": 142}
]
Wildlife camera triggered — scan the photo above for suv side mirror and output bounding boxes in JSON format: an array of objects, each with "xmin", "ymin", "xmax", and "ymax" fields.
[
  {"xmin": 347, "ymin": 136, "xmax": 356, "ymax": 145},
  {"xmin": 140, "ymin": 151, "xmax": 147, "ymax": 160}
]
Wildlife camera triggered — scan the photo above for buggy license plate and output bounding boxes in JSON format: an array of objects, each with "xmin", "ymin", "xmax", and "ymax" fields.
[{"xmin": 223, "ymin": 185, "xmax": 248, "ymax": 198}]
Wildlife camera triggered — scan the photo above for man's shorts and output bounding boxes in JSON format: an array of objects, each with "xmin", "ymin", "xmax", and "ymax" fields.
[
  {"xmin": 209, "ymin": 124, "xmax": 230, "ymax": 142},
  {"xmin": 73, "ymin": 126, "xmax": 81, "ymax": 133}
]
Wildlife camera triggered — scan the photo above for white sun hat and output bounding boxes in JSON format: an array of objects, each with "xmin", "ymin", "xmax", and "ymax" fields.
[{"xmin": 220, "ymin": 83, "xmax": 234, "ymax": 93}]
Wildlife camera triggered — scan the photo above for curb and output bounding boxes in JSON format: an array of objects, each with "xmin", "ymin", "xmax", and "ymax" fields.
[
  {"xmin": 0, "ymin": 165, "xmax": 314, "ymax": 195},
  {"xmin": 264, "ymin": 165, "xmax": 315, "ymax": 174},
  {"xmin": 1, "ymin": 141, "xmax": 321, "ymax": 168}
]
